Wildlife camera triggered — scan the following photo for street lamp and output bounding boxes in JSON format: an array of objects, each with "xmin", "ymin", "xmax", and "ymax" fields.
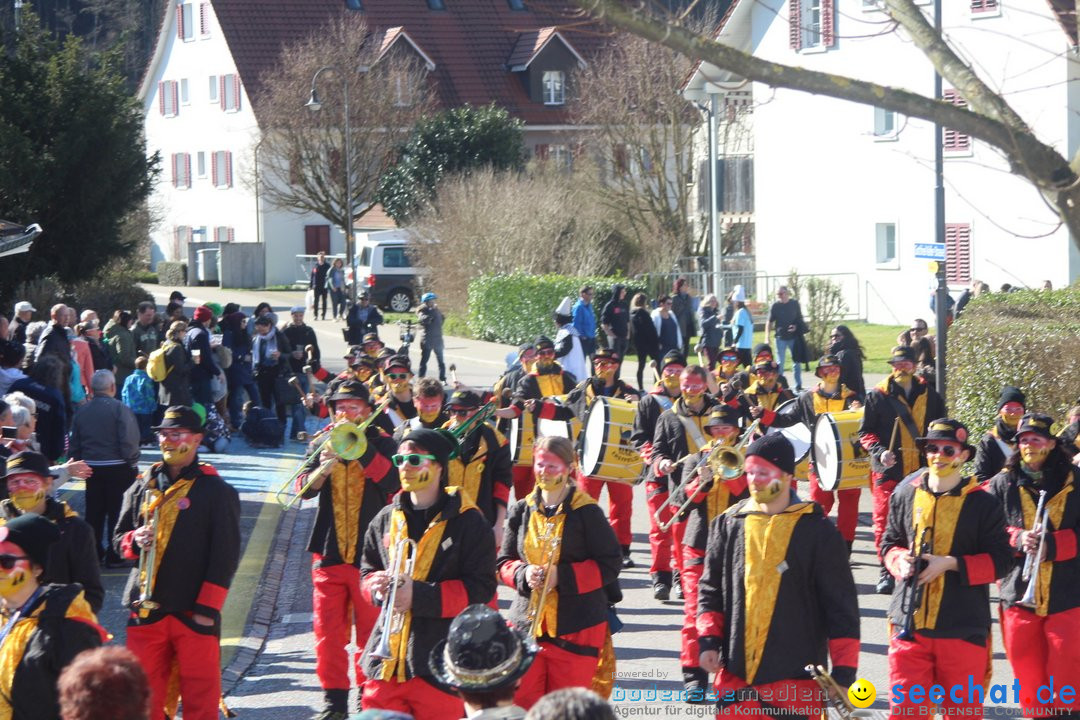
[{"xmin": 306, "ymin": 65, "xmax": 356, "ymax": 303}]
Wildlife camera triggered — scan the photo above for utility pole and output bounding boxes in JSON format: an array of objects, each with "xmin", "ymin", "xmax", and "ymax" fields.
[{"xmin": 932, "ymin": 0, "xmax": 949, "ymax": 403}]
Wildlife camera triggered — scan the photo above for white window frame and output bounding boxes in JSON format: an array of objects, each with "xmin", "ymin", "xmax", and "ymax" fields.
[
  {"xmin": 873, "ymin": 106, "xmax": 899, "ymax": 141},
  {"xmin": 161, "ymin": 80, "xmax": 178, "ymax": 117},
  {"xmin": 212, "ymin": 150, "xmax": 232, "ymax": 188},
  {"xmin": 179, "ymin": 78, "xmax": 190, "ymax": 105},
  {"xmin": 970, "ymin": 0, "xmax": 1001, "ymax": 18},
  {"xmin": 221, "ymin": 73, "xmax": 240, "ymax": 112},
  {"xmin": 208, "ymin": 75, "xmax": 219, "ymax": 104},
  {"xmin": 801, "ymin": 0, "xmax": 824, "ymax": 51},
  {"xmin": 875, "ymin": 222, "xmax": 899, "ymax": 269},
  {"xmin": 394, "ymin": 74, "xmax": 413, "ymax": 107},
  {"xmin": 549, "ymin": 144, "xmax": 571, "ymax": 170},
  {"xmin": 172, "ymin": 153, "xmax": 192, "ymax": 190},
  {"xmin": 196, "ymin": 151, "xmax": 207, "ymax": 179},
  {"xmin": 542, "ymin": 70, "xmax": 565, "ymax": 106},
  {"xmin": 180, "ymin": 3, "xmax": 194, "ymax": 41}
]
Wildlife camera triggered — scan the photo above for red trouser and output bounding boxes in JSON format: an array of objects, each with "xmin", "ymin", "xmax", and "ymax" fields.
[
  {"xmin": 515, "ymin": 638, "xmax": 602, "ymax": 709},
  {"xmin": 577, "ymin": 474, "xmax": 633, "ymax": 546},
  {"xmin": 312, "ymin": 560, "xmax": 380, "ymax": 691},
  {"xmin": 646, "ymin": 480, "xmax": 675, "ymax": 575},
  {"xmin": 712, "ymin": 672, "xmax": 822, "ymax": 719},
  {"xmin": 808, "ymin": 473, "xmax": 861, "ymax": 543},
  {"xmin": 512, "ymin": 465, "xmax": 535, "ymax": 502},
  {"xmin": 871, "ymin": 476, "xmax": 898, "ymax": 557},
  {"xmin": 681, "ymin": 544, "xmax": 706, "ymax": 668},
  {"xmin": 126, "ymin": 614, "xmax": 222, "ymax": 720},
  {"xmin": 1000, "ymin": 604, "xmax": 1080, "ymax": 717},
  {"xmin": 889, "ymin": 630, "xmax": 987, "ymax": 716},
  {"xmin": 671, "ymin": 517, "xmax": 686, "ymax": 577},
  {"xmin": 361, "ymin": 676, "xmax": 463, "ymax": 719}
]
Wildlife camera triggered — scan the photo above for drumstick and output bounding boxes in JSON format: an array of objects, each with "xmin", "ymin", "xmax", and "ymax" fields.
[
  {"xmin": 449, "ymin": 363, "xmax": 458, "ymax": 384},
  {"xmin": 650, "ymin": 359, "xmax": 659, "ymax": 385},
  {"xmin": 888, "ymin": 417, "xmax": 900, "ymax": 454}
]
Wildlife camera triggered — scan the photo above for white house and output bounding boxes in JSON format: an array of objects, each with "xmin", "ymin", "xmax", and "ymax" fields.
[
  {"xmin": 683, "ymin": 0, "xmax": 1080, "ymax": 325},
  {"xmin": 139, "ymin": 0, "xmax": 608, "ymax": 288}
]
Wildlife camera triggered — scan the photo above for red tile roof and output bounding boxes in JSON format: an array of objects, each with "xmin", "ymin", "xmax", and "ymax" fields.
[{"xmin": 210, "ymin": 0, "xmax": 606, "ymax": 126}]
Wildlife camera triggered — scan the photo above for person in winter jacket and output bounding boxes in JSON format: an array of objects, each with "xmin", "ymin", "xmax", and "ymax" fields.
[
  {"xmin": 630, "ymin": 293, "xmax": 660, "ymax": 390},
  {"xmin": 600, "ymin": 284, "xmax": 630, "ymax": 359},
  {"xmin": 104, "ymin": 311, "xmax": 136, "ymax": 389}
]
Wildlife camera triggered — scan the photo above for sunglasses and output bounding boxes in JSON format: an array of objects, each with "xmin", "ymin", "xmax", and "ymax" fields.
[
  {"xmin": 924, "ymin": 443, "xmax": 959, "ymax": 457},
  {"xmin": 391, "ymin": 453, "xmax": 437, "ymax": 468},
  {"xmin": 911, "ymin": 326, "xmax": 927, "ymax": 332},
  {"xmin": 448, "ymin": 408, "xmax": 472, "ymax": 416},
  {"xmin": 536, "ymin": 349, "xmax": 555, "ymax": 357},
  {"xmin": 0, "ymin": 554, "xmax": 29, "ymax": 571},
  {"xmin": 720, "ymin": 357, "xmax": 738, "ymax": 364},
  {"xmin": 386, "ymin": 372, "xmax": 410, "ymax": 381}
]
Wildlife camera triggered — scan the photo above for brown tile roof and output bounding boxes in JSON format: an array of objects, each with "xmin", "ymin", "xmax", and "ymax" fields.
[
  {"xmin": 355, "ymin": 203, "xmax": 399, "ymax": 230},
  {"xmin": 210, "ymin": 0, "xmax": 605, "ymax": 126},
  {"xmin": 1047, "ymin": 0, "xmax": 1077, "ymax": 46}
]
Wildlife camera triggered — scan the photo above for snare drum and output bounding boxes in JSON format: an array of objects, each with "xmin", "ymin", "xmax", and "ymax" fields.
[
  {"xmin": 766, "ymin": 400, "xmax": 812, "ymax": 480},
  {"xmin": 579, "ymin": 396, "xmax": 643, "ymax": 484},
  {"xmin": 812, "ymin": 409, "xmax": 871, "ymax": 491},
  {"xmin": 509, "ymin": 413, "xmax": 536, "ymax": 467}
]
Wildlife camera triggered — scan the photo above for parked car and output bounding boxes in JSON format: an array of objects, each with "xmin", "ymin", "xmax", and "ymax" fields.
[{"xmin": 353, "ymin": 231, "xmax": 425, "ymax": 312}]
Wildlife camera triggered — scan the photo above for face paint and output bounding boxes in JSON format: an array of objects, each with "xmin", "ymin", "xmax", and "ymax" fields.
[
  {"xmin": 10, "ymin": 489, "xmax": 45, "ymax": 514},
  {"xmin": 719, "ymin": 360, "xmax": 738, "ymax": 376},
  {"xmin": 661, "ymin": 375, "xmax": 681, "ymax": 394},
  {"xmin": 890, "ymin": 361, "xmax": 914, "ymax": 383},
  {"xmin": 535, "ymin": 470, "xmax": 569, "ymax": 492},
  {"xmin": 745, "ymin": 456, "xmax": 786, "ymax": 504},
  {"xmin": 418, "ymin": 408, "xmax": 441, "ymax": 423},
  {"xmin": 162, "ymin": 442, "xmax": 196, "ymax": 466},
  {"xmin": 926, "ymin": 442, "xmax": 965, "ymax": 480},
  {"xmin": 681, "ymin": 378, "xmax": 706, "ymax": 405},
  {"xmin": 400, "ymin": 463, "xmax": 438, "ymax": 493},
  {"xmin": 594, "ymin": 362, "xmax": 617, "ymax": 381},
  {"xmin": 1019, "ymin": 444, "xmax": 1051, "ymax": 465},
  {"xmin": 1000, "ymin": 403, "xmax": 1024, "ymax": 428},
  {"xmin": 0, "ymin": 567, "xmax": 28, "ymax": 599},
  {"xmin": 533, "ymin": 447, "xmax": 571, "ymax": 492}
]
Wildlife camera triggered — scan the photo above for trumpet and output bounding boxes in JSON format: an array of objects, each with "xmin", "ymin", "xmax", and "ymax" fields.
[
  {"xmin": 371, "ymin": 538, "xmax": 419, "ymax": 660},
  {"xmin": 806, "ymin": 663, "xmax": 855, "ymax": 720},
  {"xmin": 134, "ymin": 494, "xmax": 164, "ymax": 615},
  {"xmin": 274, "ymin": 399, "xmax": 390, "ymax": 508},
  {"xmin": 525, "ymin": 522, "xmax": 562, "ymax": 649},
  {"xmin": 1019, "ymin": 489, "xmax": 1049, "ymax": 608}
]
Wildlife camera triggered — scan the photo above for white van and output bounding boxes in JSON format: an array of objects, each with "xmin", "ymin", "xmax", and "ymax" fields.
[{"xmin": 354, "ymin": 230, "xmax": 424, "ymax": 312}]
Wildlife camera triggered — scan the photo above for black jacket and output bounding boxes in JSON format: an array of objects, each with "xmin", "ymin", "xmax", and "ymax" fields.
[
  {"xmin": 881, "ymin": 474, "xmax": 1011, "ymax": 639},
  {"xmin": 650, "ymin": 397, "xmax": 719, "ymax": 491},
  {"xmin": 973, "ymin": 422, "xmax": 1015, "ymax": 483},
  {"xmin": 310, "ymin": 259, "xmax": 330, "ymax": 290},
  {"xmin": 33, "ymin": 323, "xmax": 71, "ymax": 367},
  {"xmin": 600, "ymin": 288, "xmax": 629, "ymax": 339},
  {"xmin": 113, "ymin": 459, "xmax": 241, "ymax": 627},
  {"xmin": 360, "ymin": 487, "xmax": 496, "ymax": 681},
  {"xmin": 157, "ymin": 340, "xmax": 192, "ymax": 407},
  {"xmin": 0, "ymin": 499, "xmax": 104, "ymax": 613},
  {"xmin": 630, "ymin": 308, "xmax": 659, "ymax": 357},
  {"xmin": 0, "ymin": 583, "xmax": 106, "ymax": 720},
  {"xmin": 346, "ymin": 304, "xmax": 384, "ymax": 344},
  {"xmin": 281, "ymin": 322, "xmax": 320, "ymax": 374},
  {"xmin": 1058, "ymin": 421, "xmax": 1079, "ymax": 460},
  {"xmin": 184, "ymin": 321, "xmax": 219, "ymax": 383},
  {"xmin": 444, "ymin": 422, "xmax": 512, "ymax": 525},
  {"xmin": 858, "ymin": 377, "xmax": 946, "ymax": 484},
  {"xmin": 630, "ymin": 390, "xmax": 678, "ymax": 485}
]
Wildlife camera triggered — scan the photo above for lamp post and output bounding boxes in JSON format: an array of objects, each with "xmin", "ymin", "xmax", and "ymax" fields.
[{"xmin": 306, "ymin": 65, "xmax": 356, "ymax": 304}]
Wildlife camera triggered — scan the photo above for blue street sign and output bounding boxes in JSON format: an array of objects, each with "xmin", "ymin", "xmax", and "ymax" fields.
[{"xmin": 914, "ymin": 243, "xmax": 946, "ymax": 261}]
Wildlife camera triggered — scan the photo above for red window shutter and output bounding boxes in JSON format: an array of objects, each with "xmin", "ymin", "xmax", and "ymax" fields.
[
  {"xmin": 317, "ymin": 226, "xmax": 330, "ymax": 253},
  {"xmin": 225, "ymin": 151, "xmax": 233, "ymax": 187},
  {"xmin": 220, "ymin": 75, "xmax": 226, "ymax": 110},
  {"xmin": 228, "ymin": 228, "xmax": 235, "ymax": 243},
  {"xmin": 233, "ymin": 75, "xmax": 242, "ymax": 111},
  {"xmin": 184, "ymin": 154, "xmax": 192, "ymax": 187},
  {"xmin": 211, "ymin": 152, "xmax": 218, "ymax": 186},
  {"xmin": 199, "ymin": 3, "xmax": 208, "ymax": 33},
  {"xmin": 822, "ymin": 0, "xmax": 835, "ymax": 47},
  {"xmin": 158, "ymin": 82, "xmax": 165, "ymax": 115},
  {"xmin": 945, "ymin": 224, "xmax": 972, "ymax": 284},
  {"xmin": 971, "ymin": 0, "xmax": 997, "ymax": 11},
  {"xmin": 171, "ymin": 154, "xmax": 178, "ymax": 186},
  {"xmin": 172, "ymin": 82, "xmax": 179, "ymax": 116},
  {"xmin": 789, "ymin": 0, "xmax": 802, "ymax": 50},
  {"xmin": 942, "ymin": 90, "xmax": 971, "ymax": 152},
  {"xmin": 176, "ymin": 5, "xmax": 184, "ymax": 39},
  {"xmin": 535, "ymin": 144, "xmax": 549, "ymax": 160}
]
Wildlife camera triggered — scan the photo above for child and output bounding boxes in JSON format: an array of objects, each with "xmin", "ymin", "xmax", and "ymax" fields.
[{"xmin": 121, "ymin": 356, "xmax": 156, "ymax": 445}]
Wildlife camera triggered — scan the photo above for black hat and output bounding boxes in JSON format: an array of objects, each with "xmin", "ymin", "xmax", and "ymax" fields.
[
  {"xmin": 704, "ymin": 405, "xmax": 740, "ymax": 428},
  {"xmin": 3, "ymin": 451, "xmax": 58, "ymax": 481},
  {"xmin": 447, "ymin": 389, "xmax": 482, "ymax": 409},
  {"xmin": 517, "ymin": 342, "xmax": 534, "ymax": 356},
  {"xmin": 533, "ymin": 336, "xmax": 554, "ymax": 351},
  {"xmin": 593, "ymin": 347, "xmax": 620, "ymax": 363},
  {"xmin": 384, "ymin": 354, "xmax": 412, "ymax": 372},
  {"xmin": 815, "ymin": 355, "xmax": 841, "ymax": 377},
  {"xmin": 222, "ymin": 302, "xmax": 240, "ymax": 316},
  {"xmin": 752, "ymin": 343, "xmax": 774, "ymax": 362},
  {"xmin": 916, "ymin": 418, "xmax": 975, "ymax": 455},
  {"xmin": 998, "ymin": 386, "xmax": 1027, "ymax": 410},
  {"xmin": 361, "ymin": 333, "xmax": 383, "ymax": 346},
  {"xmin": 753, "ymin": 360, "xmax": 779, "ymax": 374},
  {"xmin": 428, "ymin": 604, "xmax": 537, "ymax": 692},
  {"xmin": 1016, "ymin": 412, "xmax": 1055, "ymax": 441},
  {"xmin": 169, "ymin": 291, "xmax": 186, "ymax": 302},
  {"xmin": 745, "ymin": 433, "xmax": 795, "ymax": 475},
  {"xmin": 660, "ymin": 350, "xmax": 686, "ymax": 371},
  {"xmin": 152, "ymin": 405, "xmax": 205, "ymax": 433},
  {"xmin": 344, "ymin": 344, "xmax": 364, "ymax": 359},
  {"xmin": 888, "ymin": 346, "xmax": 918, "ymax": 365},
  {"xmin": 328, "ymin": 379, "xmax": 371, "ymax": 404},
  {"xmin": 0, "ymin": 513, "xmax": 61, "ymax": 568},
  {"xmin": 403, "ymin": 428, "xmax": 457, "ymax": 466}
]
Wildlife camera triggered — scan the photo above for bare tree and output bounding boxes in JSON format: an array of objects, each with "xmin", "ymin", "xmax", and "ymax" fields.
[
  {"xmin": 560, "ymin": 0, "xmax": 1080, "ymax": 252},
  {"xmin": 255, "ymin": 12, "xmax": 432, "ymax": 247},
  {"xmin": 573, "ymin": 31, "xmax": 704, "ymax": 265}
]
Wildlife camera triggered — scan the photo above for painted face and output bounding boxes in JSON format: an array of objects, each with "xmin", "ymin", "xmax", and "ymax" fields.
[
  {"xmin": 890, "ymin": 360, "xmax": 915, "ymax": 382},
  {"xmin": 533, "ymin": 447, "xmax": 571, "ymax": 492},
  {"xmin": 416, "ymin": 395, "xmax": 444, "ymax": 423},
  {"xmin": 999, "ymin": 402, "xmax": 1025, "ymax": 428},
  {"xmin": 363, "ymin": 342, "xmax": 382, "ymax": 357},
  {"xmin": 386, "ymin": 369, "xmax": 412, "ymax": 395},
  {"xmin": 447, "ymin": 406, "xmax": 475, "ymax": 428},
  {"xmin": 593, "ymin": 359, "xmax": 618, "ymax": 381},
  {"xmin": 707, "ymin": 425, "xmax": 739, "ymax": 445},
  {"xmin": 719, "ymin": 357, "xmax": 739, "ymax": 376},
  {"xmin": 680, "ymin": 374, "xmax": 707, "ymax": 405},
  {"xmin": 397, "ymin": 441, "xmax": 439, "ymax": 493},
  {"xmin": 745, "ymin": 455, "xmax": 786, "ymax": 504},
  {"xmin": 534, "ymin": 348, "xmax": 556, "ymax": 370},
  {"xmin": 755, "ymin": 370, "xmax": 778, "ymax": 388},
  {"xmin": 818, "ymin": 366, "xmax": 841, "ymax": 383},
  {"xmin": 352, "ymin": 366, "xmax": 373, "ymax": 383},
  {"xmin": 0, "ymin": 540, "xmax": 32, "ymax": 599},
  {"xmin": 521, "ymin": 349, "xmax": 538, "ymax": 373},
  {"xmin": 158, "ymin": 429, "xmax": 200, "ymax": 467},
  {"xmin": 924, "ymin": 440, "xmax": 966, "ymax": 479},
  {"xmin": 1018, "ymin": 433, "xmax": 1054, "ymax": 466},
  {"xmin": 661, "ymin": 365, "xmax": 684, "ymax": 394},
  {"xmin": 334, "ymin": 398, "xmax": 370, "ymax": 423},
  {"xmin": 6, "ymin": 474, "xmax": 47, "ymax": 514}
]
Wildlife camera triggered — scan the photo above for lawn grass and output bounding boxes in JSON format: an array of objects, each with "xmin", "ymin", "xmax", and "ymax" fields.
[{"xmin": 843, "ymin": 320, "xmax": 908, "ymax": 368}]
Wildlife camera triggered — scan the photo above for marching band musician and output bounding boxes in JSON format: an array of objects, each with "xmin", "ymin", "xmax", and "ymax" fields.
[
  {"xmin": 754, "ymin": 355, "xmax": 860, "ymax": 551},
  {"xmin": 534, "ymin": 348, "xmax": 639, "ymax": 566},
  {"xmin": 731, "ymin": 343, "xmax": 791, "ymax": 394},
  {"xmin": 442, "ymin": 389, "xmax": 512, "ymax": 546},
  {"xmin": 359, "ymin": 428, "xmax": 496, "ymax": 718},
  {"xmin": 859, "ymin": 345, "xmax": 946, "ymax": 595},
  {"xmin": 986, "ymin": 413, "xmax": 1080, "ymax": 718},
  {"xmin": 307, "ymin": 347, "xmax": 376, "ymax": 420},
  {"xmin": 704, "ymin": 347, "xmax": 742, "ymax": 402},
  {"xmin": 650, "ymin": 365, "xmax": 719, "ymax": 603},
  {"xmin": 296, "ymin": 379, "xmax": 399, "ymax": 720},
  {"xmin": 1059, "ymin": 404, "xmax": 1080, "ymax": 464},
  {"xmin": 739, "ymin": 360, "xmax": 794, "ymax": 413},
  {"xmin": 881, "ymin": 419, "xmax": 1011, "ymax": 718},
  {"xmin": 973, "ymin": 386, "xmax": 1026, "ymax": 483},
  {"xmin": 697, "ymin": 434, "xmax": 860, "ymax": 718},
  {"xmin": 492, "ymin": 343, "xmax": 537, "ymax": 411},
  {"xmin": 494, "ymin": 336, "xmax": 578, "ymax": 500},
  {"xmin": 113, "ymin": 405, "xmax": 241, "ymax": 720},
  {"xmin": 393, "ymin": 377, "xmax": 449, "ymax": 442},
  {"xmin": 630, "ymin": 350, "xmax": 685, "ymax": 599},
  {"xmin": 674, "ymin": 406, "xmax": 748, "ymax": 702},
  {"xmin": 374, "ymin": 355, "xmax": 418, "ymax": 429},
  {"xmin": 496, "ymin": 435, "xmax": 622, "ymax": 709}
]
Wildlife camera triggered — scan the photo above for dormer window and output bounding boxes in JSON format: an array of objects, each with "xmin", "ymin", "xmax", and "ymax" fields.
[{"xmin": 542, "ymin": 70, "xmax": 565, "ymax": 105}]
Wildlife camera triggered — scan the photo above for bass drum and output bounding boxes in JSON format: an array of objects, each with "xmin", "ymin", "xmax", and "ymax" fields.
[
  {"xmin": 579, "ymin": 396, "xmax": 643, "ymax": 484},
  {"xmin": 536, "ymin": 395, "xmax": 582, "ymax": 442},
  {"xmin": 508, "ymin": 412, "xmax": 536, "ymax": 468},
  {"xmin": 765, "ymin": 399, "xmax": 811, "ymax": 480},
  {"xmin": 812, "ymin": 409, "xmax": 871, "ymax": 491}
]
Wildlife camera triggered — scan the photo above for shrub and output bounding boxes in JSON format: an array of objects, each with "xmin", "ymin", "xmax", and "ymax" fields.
[
  {"xmin": 787, "ymin": 270, "xmax": 847, "ymax": 358},
  {"xmin": 468, "ymin": 274, "xmax": 645, "ymax": 346},
  {"xmin": 949, "ymin": 287, "xmax": 1080, "ymax": 437},
  {"xmin": 68, "ymin": 271, "xmax": 154, "ymax": 317},
  {"xmin": 156, "ymin": 262, "xmax": 187, "ymax": 286},
  {"xmin": 10, "ymin": 277, "xmax": 64, "ymax": 320}
]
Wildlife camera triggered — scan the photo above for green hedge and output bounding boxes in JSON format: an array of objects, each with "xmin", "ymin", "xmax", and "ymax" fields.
[
  {"xmin": 467, "ymin": 273, "xmax": 647, "ymax": 346},
  {"xmin": 949, "ymin": 287, "xmax": 1080, "ymax": 437},
  {"xmin": 156, "ymin": 261, "xmax": 187, "ymax": 286}
]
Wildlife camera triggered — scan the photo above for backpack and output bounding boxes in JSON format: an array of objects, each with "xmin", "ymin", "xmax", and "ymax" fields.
[
  {"xmin": 147, "ymin": 343, "xmax": 172, "ymax": 382},
  {"xmin": 214, "ymin": 343, "xmax": 233, "ymax": 370}
]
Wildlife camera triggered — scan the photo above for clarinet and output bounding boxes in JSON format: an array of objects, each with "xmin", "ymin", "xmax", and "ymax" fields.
[{"xmin": 896, "ymin": 512, "xmax": 934, "ymax": 641}]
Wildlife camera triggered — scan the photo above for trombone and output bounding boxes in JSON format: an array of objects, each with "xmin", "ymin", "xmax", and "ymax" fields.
[
  {"xmin": 525, "ymin": 521, "xmax": 561, "ymax": 649},
  {"xmin": 806, "ymin": 663, "xmax": 855, "ymax": 720},
  {"xmin": 1019, "ymin": 489, "xmax": 1049, "ymax": 608},
  {"xmin": 274, "ymin": 398, "xmax": 390, "ymax": 508},
  {"xmin": 371, "ymin": 538, "xmax": 419, "ymax": 660},
  {"xmin": 447, "ymin": 401, "xmax": 496, "ymax": 445}
]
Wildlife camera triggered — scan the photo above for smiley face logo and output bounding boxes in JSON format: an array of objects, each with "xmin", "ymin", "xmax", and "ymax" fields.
[{"xmin": 848, "ymin": 678, "xmax": 876, "ymax": 709}]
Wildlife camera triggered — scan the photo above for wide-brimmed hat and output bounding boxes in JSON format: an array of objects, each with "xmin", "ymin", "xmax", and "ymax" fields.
[
  {"xmin": 887, "ymin": 346, "xmax": 918, "ymax": 365},
  {"xmin": 327, "ymin": 379, "xmax": 371, "ymax": 404},
  {"xmin": 1015, "ymin": 412, "xmax": 1055, "ymax": 441},
  {"xmin": 2, "ymin": 451, "xmax": 58, "ymax": 480},
  {"xmin": 916, "ymin": 418, "xmax": 975, "ymax": 455},
  {"xmin": 152, "ymin": 406, "xmax": 204, "ymax": 433},
  {"xmin": 446, "ymin": 389, "xmax": 482, "ymax": 409},
  {"xmin": 704, "ymin": 405, "xmax": 740, "ymax": 428},
  {"xmin": 428, "ymin": 604, "xmax": 537, "ymax": 692},
  {"xmin": 815, "ymin": 355, "xmax": 841, "ymax": 377}
]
